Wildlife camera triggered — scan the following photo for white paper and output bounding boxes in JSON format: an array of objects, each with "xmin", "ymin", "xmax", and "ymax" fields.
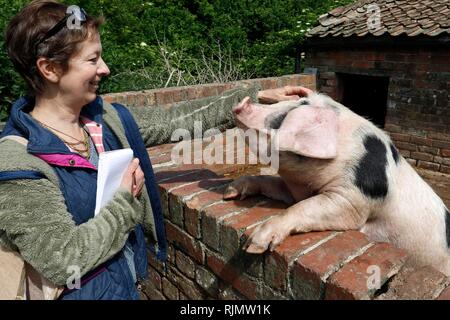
[{"xmin": 95, "ymin": 148, "xmax": 134, "ymax": 215}]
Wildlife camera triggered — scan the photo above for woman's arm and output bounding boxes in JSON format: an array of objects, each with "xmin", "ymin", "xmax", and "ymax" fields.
[
  {"xmin": 0, "ymin": 179, "xmax": 144, "ymax": 286},
  {"xmin": 131, "ymin": 84, "xmax": 261, "ymax": 147}
]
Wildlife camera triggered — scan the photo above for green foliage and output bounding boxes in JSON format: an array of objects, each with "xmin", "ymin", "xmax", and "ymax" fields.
[
  {"xmin": 0, "ymin": 0, "xmax": 29, "ymax": 120},
  {"xmin": 0, "ymin": 0, "xmax": 354, "ymax": 121}
]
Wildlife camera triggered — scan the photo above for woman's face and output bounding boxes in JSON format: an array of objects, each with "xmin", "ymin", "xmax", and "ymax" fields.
[{"xmin": 58, "ymin": 32, "xmax": 110, "ymax": 107}]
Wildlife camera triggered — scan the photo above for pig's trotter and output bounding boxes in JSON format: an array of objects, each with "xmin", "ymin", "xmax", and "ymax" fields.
[
  {"xmin": 223, "ymin": 176, "xmax": 260, "ymax": 200},
  {"xmin": 244, "ymin": 216, "xmax": 290, "ymax": 254},
  {"xmin": 223, "ymin": 175, "xmax": 295, "ymax": 204}
]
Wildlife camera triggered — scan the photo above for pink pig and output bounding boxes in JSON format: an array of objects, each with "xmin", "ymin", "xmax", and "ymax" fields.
[{"xmin": 224, "ymin": 90, "xmax": 450, "ymax": 276}]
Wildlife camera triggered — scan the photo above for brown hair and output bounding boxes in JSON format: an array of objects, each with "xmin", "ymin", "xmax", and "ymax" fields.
[{"xmin": 4, "ymin": 0, "xmax": 104, "ymax": 96}]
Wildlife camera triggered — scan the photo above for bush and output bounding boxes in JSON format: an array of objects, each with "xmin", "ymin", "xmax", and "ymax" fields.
[{"xmin": 0, "ymin": 0, "xmax": 354, "ymax": 121}]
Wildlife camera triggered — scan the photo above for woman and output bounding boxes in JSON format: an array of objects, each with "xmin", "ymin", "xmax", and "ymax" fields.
[{"xmin": 0, "ymin": 0, "xmax": 307, "ymax": 300}]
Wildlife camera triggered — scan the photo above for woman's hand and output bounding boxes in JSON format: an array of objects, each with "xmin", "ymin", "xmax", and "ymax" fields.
[
  {"xmin": 120, "ymin": 158, "xmax": 145, "ymax": 197},
  {"xmin": 257, "ymin": 86, "xmax": 313, "ymax": 104}
]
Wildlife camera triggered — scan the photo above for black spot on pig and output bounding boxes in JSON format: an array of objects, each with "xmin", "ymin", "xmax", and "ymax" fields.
[
  {"xmin": 446, "ymin": 208, "xmax": 450, "ymax": 247},
  {"xmin": 266, "ymin": 112, "xmax": 288, "ymax": 129},
  {"xmin": 390, "ymin": 143, "xmax": 400, "ymax": 164},
  {"xmin": 265, "ymin": 107, "xmax": 297, "ymax": 129},
  {"xmin": 299, "ymin": 99, "xmax": 309, "ymax": 106},
  {"xmin": 355, "ymin": 135, "xmax": 388, "ymax": 199}
]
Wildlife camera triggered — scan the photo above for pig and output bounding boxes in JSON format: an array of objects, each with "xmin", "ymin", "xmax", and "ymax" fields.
[{"xmin": 223, "ymin": 90, "xmax": 450, "ymax": 276}]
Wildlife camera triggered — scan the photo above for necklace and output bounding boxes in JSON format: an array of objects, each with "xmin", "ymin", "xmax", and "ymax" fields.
[{"xmin": 34, "ymin": 119, "xmax": 90, "ymax": 159}]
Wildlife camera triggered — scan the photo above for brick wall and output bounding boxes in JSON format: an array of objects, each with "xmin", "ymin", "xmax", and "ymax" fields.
[
  {"xmin": 304, "ymin": 47, "xmax": 450, "ymax": 174},
  {"xmin": 98, "ymin": 74, "xmax": 449, "ymax": 300},
  {"xmin": 101, "ymin": 74, "xmax": 316, "ymax": 108}
]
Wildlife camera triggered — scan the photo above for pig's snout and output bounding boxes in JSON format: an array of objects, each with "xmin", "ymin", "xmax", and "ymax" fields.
[{"xmin": 233, "ymin": 96, "xmax": 252, "ymax": 115}]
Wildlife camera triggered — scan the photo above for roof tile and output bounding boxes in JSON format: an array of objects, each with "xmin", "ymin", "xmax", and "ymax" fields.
[{"xmin": 307, "ymin": 0, "xmax": 450, "ymax": 38}]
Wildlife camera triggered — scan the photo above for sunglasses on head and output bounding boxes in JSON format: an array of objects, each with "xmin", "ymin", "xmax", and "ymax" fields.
[{"xmin": 34, "ymin": 7, "xmax": 87, "ymax": 56}]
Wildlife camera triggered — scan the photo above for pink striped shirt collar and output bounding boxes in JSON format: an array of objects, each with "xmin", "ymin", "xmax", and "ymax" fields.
[{"xmin": 80, "ymin": 116, "xmax": 105, "ymax": 154}]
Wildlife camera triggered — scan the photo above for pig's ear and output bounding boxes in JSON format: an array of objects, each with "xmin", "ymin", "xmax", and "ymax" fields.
[{"xmin": 277, "ymin": 106, "xmax": 338, "ymax": 159}]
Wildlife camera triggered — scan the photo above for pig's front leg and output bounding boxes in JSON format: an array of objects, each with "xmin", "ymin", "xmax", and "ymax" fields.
[
  {"xmin": 245, "ymin": 191, "xmax": 369, "ymax": 253},
  {"xmin": 223, "ymin": 175, "xmax": 295, "ymax": 205}
]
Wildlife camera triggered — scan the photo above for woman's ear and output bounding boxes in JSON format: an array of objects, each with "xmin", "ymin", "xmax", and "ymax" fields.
[{"xmin": 36, "ymin": 58, "xmax": 62, "ymax": 83}]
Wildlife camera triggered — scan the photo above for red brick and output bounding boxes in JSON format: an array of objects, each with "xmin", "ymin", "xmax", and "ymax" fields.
[
  {"xmin": 366, "ymin": 51, "xmax": 385, "ymax": 61},
  {"xmin": 377, "ymin": 265, "xmax": 448, "ymax": 300},
  {"xmin": 148, "ymin": 251, "xmax": 166, "ymax": 275},
  {"xmin": 433, "ymin": 140, "xmax": 450, "ymax": 150},
  {"xmin": 167, "ymin": 244, "xmax": 176, "ymax": 265},
  {"xmin": 389, "ymin": 133, "xmax": 411, "ymax": 143},
  {"xmin": 167, "ymin": 266, "xmax": 206, "ymax": 299},
  {"xmin": 142, "ymin": 286, "xmax": 166, "ymax": 300},
  {"xmin": 148, "ymin": 266, "xmax": 162, "ymax": 291},
  {"xmin": 148, "ymin": 143, "xmax": 177, "ymax": 157},
  {"xmin": 199, "ymin": 85, "xmax": 219, "ymax": 98},
  {"xmin": 406, "ymin": 159, "xmax": 418, "ymax": 167},
  {"xmin": 352, "ymin": 60, "xmax": 374, "ymax": 69},
  {"xmin": 264, "ymin": 231, "xmax": 334, "ymax": 292},
  {"xmin": 255, "ymin": 78, "xmax": 280, "ymax": 90},
  {"xmin": 157, "ymin": 162, "xmax": 231, "ymax": 177},
  {"xmin": 125, "ymin": 92, "xmax": 137, "ymax": 105},
  {"xmin": 384, "ymin": 124, "xmax": 402, "ymax": 134},
  {"xmin": 292, "ymin": 231, "xmax": 371, "ymax": 300},
  {"xmin": 258, "ymin": 284, "xmax": 289, "ymax": 299},
  {"xmin": 400, "ymin": 150, "xmax": 411, "ymax": 158},
  {"xmin": 411, "ymin": 136, "xmax": 433, "ymax": 147},
  {"xmin": 195, "ymin": 266, "xmax": 220, "ymax": 297},
  {"xmin": 395, "ymin": 141, "xmax": 418, "ymax": 151},
  {"xmin": 419, "ymin": 146, "xmax": 440, "ymax": 156},
  {"xmin": 440, "ymin": 165, "xmax": 450, "ymax": 175},
  {"xmin": 184, "ymin": 205, "xmax": 203, "ymax": 239},
  {"xmin": 158, "ymin": 169, "xmax": 214, "ymax": 191},
  {"xmin": 415, "ymin": 63, "xmax": 431, "ymax": 72},
  {"xmin": 396, "ymin": 141, "xmax": 418, "ymax": 152},
  {"xmin": 175, "ymin": 250, "xmax": 196, "ymax": 280},
  {"xmin": 150, "ymin": 152, "xmax": 173, "ymax": 165},
  {"xmin": 220, "ymin": 200, "xmax": 287, "ymax": 259},
  {"xmin": 155, "ymin": 88, "xmax": 177, "ymax": 105},
  {"xmin": 385, "ymin": 53, "xmax": 406, "ymax": 62},
  {"xmin": 186, "ymin": 87, "xmax": 202, "ymax": 100},
  {"xmin": 279, "ymin": 75, "xmax": 302, "ymax": 87},
  {"xmin": 165, "ymin": 221, "xmax": 204, "ymax": 264},
  {"xmin": 411, "ymin": 152, "xmax": 434, "ymax": 162},
  {"xmin": 184, "ymin": 185, "xmax": 231, "ymax": 238},
  {"xmin": 206, "ymin": 252, "xmax": 259, "ymax": 299},
  {"xmin": 413, "ymin": 80, "xmax": 437, "ymax": 89},
  {"xmin": 102, "ymin": 94, "xmax": 114, "ymax": 104},
  {"xmin": 169, "ymin": 176, "xmax": 231, "ymax": 227},
  {"xmin": 201, "ymin": 196, "xmax": 266, "ymax": 251},
  {"xmin": 417, "ymin": 161, "xmax": 440, "ymax": 171},
  {"xmin": 428, "ymin": 132, "xmax": 450, "ymax": 141},
  {"xmin": 162, "ymin": 277, "xmax": 179, "ymax": 300},
  {"xmin": 158, "ymin": 169, "xmax": 217, "ymax": 219},
  {"xmin": 442, "ymin": 149, "xmax": 450, "ymax": 157},
  {"xmin": 325, "ymin": 243, "xmax": 408, "ymax": 300},
  {"xmin": 434, "ymin": 156, "xmax": 450, "ymax": 166},
  {"xmin": 154, "ymin": 167, "xmax": 199, "ymax": 183},
  {"xmin": 217, "ymin": 282, "xmax": 246, "ymax": 300}
]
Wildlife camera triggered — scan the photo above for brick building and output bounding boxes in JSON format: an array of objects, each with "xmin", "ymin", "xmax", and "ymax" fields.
[{"xmin": 303, "ymin": 0, "xmax": 450, "ymax": 174}]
